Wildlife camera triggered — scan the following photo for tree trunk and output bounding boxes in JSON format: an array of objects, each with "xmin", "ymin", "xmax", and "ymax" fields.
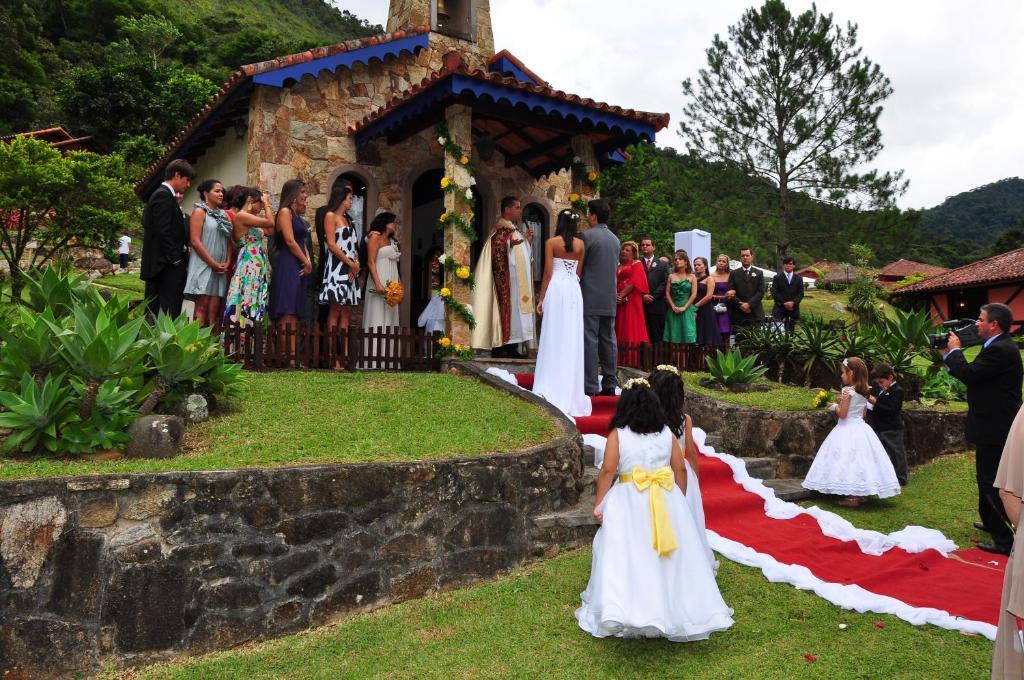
[
  {"xmin": 8, "ymin": 267, "xmax": 24, "ymax": 301},
  {"xmin": 79, "ymin": 380, "xmax": 99, "ymax": 419},
  {"xmin": 139, "ymin": 380, "xmax": 168, "ymax": 415}
]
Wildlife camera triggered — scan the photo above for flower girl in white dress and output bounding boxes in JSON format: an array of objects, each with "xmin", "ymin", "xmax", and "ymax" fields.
[
  {"xmin": 649, "ymin": 365, "xmax": 716, "ymax": 572},
  {"xmin": 576, "ymin": 378, "xmax": 734, "ymax": 641},
  {"xmin": 802, "ymin": 357, "xmax": 901, "ymax": 506}
]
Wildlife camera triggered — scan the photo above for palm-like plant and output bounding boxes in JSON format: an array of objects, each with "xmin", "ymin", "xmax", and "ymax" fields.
[
  {"xmin": 0, "ymin": 374, "xmax": 78, "ymax": 453},
  {"xmin": 791, "ymin": 315, "xmax": 842, "ymax": 387},
  {"xmin": 45, "ymin": 302, "xmax": 147, "ymax": 419},
  {"xmin": 138, "ymin": 313, "xmax": 231, "ymax": 414},
  {"xmin": 883, "ymin": 307, "xmax": 936, "ymax": 350},
  {"xmin": 19, "ymin": 267, "xmax": 91, "ymax": 316},
  {"xmin": 837, "ymin": 324, "xmax": 880, "ymax": 364}
]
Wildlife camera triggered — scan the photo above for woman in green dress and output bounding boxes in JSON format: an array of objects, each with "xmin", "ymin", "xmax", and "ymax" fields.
[{"xmin": 663, "ymin": 249, "xmax": 698, "ymax": 344}]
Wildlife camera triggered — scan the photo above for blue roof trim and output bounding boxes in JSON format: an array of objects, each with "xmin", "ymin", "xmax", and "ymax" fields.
[
  {"xmin": 488, "ymin": 57, "xmax": 541, "ymax": 86},
  {"xmin": 355, "ymin": 73, "xmax": 657, "ymax": 148},
  {"xmin": 253, "ymin": 33, "xmax": 430, "ymax": 88},
  {"xmin": 607, "ymin": 149, "xmax": 627, "ymax": 164}
]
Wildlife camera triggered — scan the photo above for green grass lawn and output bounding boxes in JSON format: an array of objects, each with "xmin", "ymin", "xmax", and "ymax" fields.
[
  {"xmin": 91, "ymin": 272, "xmax": 145, "ymax": 301},
  {"xmin": 0, "ymin": 372, "xmax": 559, "ymax": 480},
  {"xmin": 686, "ymin": 371, "xmax": 822, "ymax": 411},
  {"xmin": 799, "ymin": 288, "xmax": 855, "ymax": 323},
  {"xmin": 126, "ymin": 455, "xmax": 989, "ymax": 680}
]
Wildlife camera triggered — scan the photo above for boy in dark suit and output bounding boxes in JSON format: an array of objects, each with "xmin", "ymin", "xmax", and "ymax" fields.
[
  {"xmin": 868, "ymin": 363, "xmax": 908, "ymax": 486},
  {"xmin": 140, "ymin": 159, "xmax": 196, "ymax": 317},
  {"xmin": 771, "ymin": 256, "xmax": 803, "ymax": 332}
]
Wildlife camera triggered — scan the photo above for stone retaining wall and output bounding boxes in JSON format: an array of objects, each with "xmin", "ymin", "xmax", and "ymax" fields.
[
  {"xmin": 687, "ymin": 391, "xmax": 968, "ymax": 476},
  {"xmin": 0, "ymin": 372, "xmax": 582, "ymax": 677}
]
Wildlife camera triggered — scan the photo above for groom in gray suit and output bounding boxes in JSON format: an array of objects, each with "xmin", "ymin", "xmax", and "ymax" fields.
[{"xmin": 580, "ymin": 199, "xmax": 620, "ymax": 396}]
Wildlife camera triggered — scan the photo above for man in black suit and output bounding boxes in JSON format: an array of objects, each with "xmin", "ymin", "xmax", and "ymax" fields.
[
  {"xmin": 868, "ymin": 363, "xmax": 908, "ymax": 486},
  {"xmin": 771, "ymin": 256, "xmax": 803, "ymax": 332},
  {"xmin": 639, "ymin": 236, "xmax": 669, "ymax": 343},
  {"xmin": 727, "ymin": 247, "xmax": 765, "ymax": 328},
  {"xmin": 942, "ymin": 302, "xmax": 1024, "ymax": 554},
  {"xmin": 140, "ymin": 159, "xmax": 196, "ymax": 317}
]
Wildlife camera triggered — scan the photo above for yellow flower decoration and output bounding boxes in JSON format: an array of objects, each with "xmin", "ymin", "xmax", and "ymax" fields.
[
  {"xmin": 439, "ymin": 337, "xmax": 452, "ymax": 347},
  {"xmin": 440, "ymin": 177, "xmax": 452, "ymax": 189},
  {"xmin": 440, "ymin": 287, "xmax": 452, "ymax": 298},
  {"xmin": 454, "ymin": 344, "xmax": 464, "ymax": 352},
  {"xmin": 588, "ymin": 171, "xmax": 598, "ymax": 182},
  {"xmin": 568, "ymin": 193, "xmax": 581, "ymax": 203},
  {"xmin": 456, "ymin": 266, "xmax": 470, "ymax": 279},
  {"xmin": 440, "ymin": 211, "xmax": 450, "ymax": 222},
  {"xmin": 459, "ymin": 155, "xmax": 469, "ymax": 165}
]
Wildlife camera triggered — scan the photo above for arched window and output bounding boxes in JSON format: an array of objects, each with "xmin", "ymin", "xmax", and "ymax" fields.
[
  {"xmin": 333, "ymin": 172, "xmax": 369, "ymax": 243},
  {"xmin": 522, "ymin": 202, "xmax": 549, "ymax": 285}
]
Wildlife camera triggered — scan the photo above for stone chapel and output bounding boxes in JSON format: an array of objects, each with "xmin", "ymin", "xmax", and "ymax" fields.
[{"xmin": 137, "ymin": 0, "xmax": 669, "ymax": 341}]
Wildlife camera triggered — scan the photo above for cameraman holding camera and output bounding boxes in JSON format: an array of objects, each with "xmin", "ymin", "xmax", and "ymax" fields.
[{"xmin": 941, "ymin": 302, "xmax": 1023, "ymax": 554}]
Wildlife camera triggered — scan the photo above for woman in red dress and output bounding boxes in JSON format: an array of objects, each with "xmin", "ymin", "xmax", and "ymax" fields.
[{"xmin": 616, "ymin": 240, "xmax": 649, "ymax": 366}]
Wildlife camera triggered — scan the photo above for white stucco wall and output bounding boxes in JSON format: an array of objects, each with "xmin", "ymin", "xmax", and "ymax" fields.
[{"xmin": 180, "ymin": 133, "xmax": 248, "ymax": 209}]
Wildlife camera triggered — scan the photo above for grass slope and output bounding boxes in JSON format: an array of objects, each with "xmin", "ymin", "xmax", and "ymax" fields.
[
  {"xmin": 0, "ymin": 372, "xmax": 559, "ymax": 480},
  {"xmin": 127, "ymin": 456, "xmax": 989, "ymax": 680}
]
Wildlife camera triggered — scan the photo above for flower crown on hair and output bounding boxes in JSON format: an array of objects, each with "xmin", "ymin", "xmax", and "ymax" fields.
[
  {"xmin": 842, "ymin": 358, "xmax": 849, "ymax": 367},
  {"xmin": 561, "ymin": 209, "xmax": 580, "ymax": 220},
  {"xmin": 655, "ymin": 364, "xmax": 680, "ymax": 376},
  {"xmin": 622, "ymin": 378, "xmax": 649, "ymax": 391}
]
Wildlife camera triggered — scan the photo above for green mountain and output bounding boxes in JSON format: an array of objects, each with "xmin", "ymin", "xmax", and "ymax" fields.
[
  {"xmin": 0, "ymin": 0, "xmax": 380, "ymax": 159},
  {"xmin": 919, "ymin": 177, "xmax": 1024, "ymax": 243}
]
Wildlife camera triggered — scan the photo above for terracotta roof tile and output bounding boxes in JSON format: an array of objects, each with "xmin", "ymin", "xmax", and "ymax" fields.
[
  {"xmin": 135, "ymin": 27, "xmax": 431, "ymax": 195},
  {"xmin": 891, "ymin": 248, "xmax": 1024, "ymax": 295},
  {"xmin": 486, "ymin": 49, "xmax": 548, "ymax": 86},
  {"xmin": 349, "ymin": 58, "xmax": 670, "ymax": 137},
  {"xmin": 878, "ymin": 258, "xmax": 950, "ymax": 279}
]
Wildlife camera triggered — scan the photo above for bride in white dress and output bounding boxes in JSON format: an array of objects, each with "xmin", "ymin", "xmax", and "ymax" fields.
[
  {"xmin": 576, "ymin": 378, "xmax": 734, "ymax": 641},
  {"xmin": 802, "ymin": 357, "xmax": 901, "ymax": 506},
  {"xmin": 532, "ymin": 210, "xmax": 592, "ymax": 418}
]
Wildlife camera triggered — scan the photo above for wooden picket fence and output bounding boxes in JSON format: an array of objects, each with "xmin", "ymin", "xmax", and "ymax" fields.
[
  {"xmin": 616, "ymin": 341, "xmax": 715, "ymax": 373},
  {"xmin": 214, "ymin": 324, "xmax": 442, "ymax": 372}
]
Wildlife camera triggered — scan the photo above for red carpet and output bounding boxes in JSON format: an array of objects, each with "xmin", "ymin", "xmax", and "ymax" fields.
[{"xmin": 514, "ymin": 373, "xmax": 1004, "ymax": 629}]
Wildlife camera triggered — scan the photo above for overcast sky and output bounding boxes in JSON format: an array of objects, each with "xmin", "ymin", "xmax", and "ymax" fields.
[{"xmin": 334, "ymin": 1, "xmax": 1024, "ymax": 209}]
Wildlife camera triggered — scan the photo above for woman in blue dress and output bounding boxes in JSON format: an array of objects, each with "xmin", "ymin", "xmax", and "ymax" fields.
[{"xmin": 268, "ymin": 179, "xmax": 312, "ymax": 362}]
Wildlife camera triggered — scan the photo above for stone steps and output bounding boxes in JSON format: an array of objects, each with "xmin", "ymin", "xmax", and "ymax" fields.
[
  {"xmin": 740, "ymin": 457, "xmax": 777, "ymax": 480},
  {"xmin": 763, "ymin": 478, "xmax": 812, "ymax": 501}
]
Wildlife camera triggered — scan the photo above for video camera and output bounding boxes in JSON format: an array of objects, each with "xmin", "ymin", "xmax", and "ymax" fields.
[{"xmin": 928, "ymin": 319, "xmax": 984, "ymax": 350}]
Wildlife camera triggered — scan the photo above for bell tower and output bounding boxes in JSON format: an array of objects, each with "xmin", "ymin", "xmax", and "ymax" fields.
[{"xmin": 387, "ymin": 0, "xmax": 494, "ymax": 56}]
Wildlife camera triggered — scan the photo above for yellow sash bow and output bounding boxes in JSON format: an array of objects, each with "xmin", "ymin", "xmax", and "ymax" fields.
[{"xmin": 619, "ymin": 466, "xmax": 678, "ymax": 557}]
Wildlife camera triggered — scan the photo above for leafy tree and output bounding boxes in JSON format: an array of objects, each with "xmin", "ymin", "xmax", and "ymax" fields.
[
  {"xmin": 116, "ymin": 13, "xmax": 180, "ymax": 68},
  {"xmin": 991, "ymin": 226, "xmax": 1024, "ymax": 255},
  {"xmin": 0, "ymin": 137, "xmax": 138, "ymax": 298},
  {"xmin": 217, "ymin": 27, "xmax": 291, "ymax": 69},
  {"xmin": 679, "ymin": 0, "xmax": 907, "ymax": 263}
]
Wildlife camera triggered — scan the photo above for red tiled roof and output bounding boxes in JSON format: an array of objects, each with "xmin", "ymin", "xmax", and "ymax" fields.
[
  {"xmin": 0, "ymin": 127, "xmax": 75, "ymax": 142},
  {"xmin": 891, "ymin": 248, "xmax": 1024, "ymax": 295},
  {"xmin": 0, "ymin": 127, "xmax": 102, "ymax": 153},
  {"xmin": 878, "ymin": 258, "xmax": 950, "ymax": 279},
  {"xmin": 486, "ymin": 49, "xmax": 548, "ymax": 86},
  {"xmin": 349, "ymin": 54, "xmax": 670, "ymax": 137},
  {"xmin": 135, "ymin": 27, "xmax": 431, "ymax": 194}
]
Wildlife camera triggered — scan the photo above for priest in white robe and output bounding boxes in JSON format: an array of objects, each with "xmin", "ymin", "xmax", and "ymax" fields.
[{"xmin": 471, "ymin": 196, "xmax": 535, "ymax": 357}]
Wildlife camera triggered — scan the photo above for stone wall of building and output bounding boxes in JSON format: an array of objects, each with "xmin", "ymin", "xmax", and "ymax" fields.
[{"xmin": 0, "ymin": 426, "xmax": 583, "ymax": 677}]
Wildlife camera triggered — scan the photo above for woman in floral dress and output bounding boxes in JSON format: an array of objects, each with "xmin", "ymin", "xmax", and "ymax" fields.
[{"xmin": 224, "ymin": 187, "xmax": 275, "ymax": 327}]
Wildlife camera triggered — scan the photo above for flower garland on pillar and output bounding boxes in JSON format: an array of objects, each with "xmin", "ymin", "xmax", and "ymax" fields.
[
  {"xmin": 567, "ymin": 154, "xmax": 600, "ymax": 214},
  {"xmin": 435, "ymin": 122, "xmax": 477, "ymax": 359}
]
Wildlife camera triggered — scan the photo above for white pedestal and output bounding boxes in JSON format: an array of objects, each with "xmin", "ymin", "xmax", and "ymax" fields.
[{"xmin": 674, "ymin": 230, "xmax": 711, "ymax": 267}]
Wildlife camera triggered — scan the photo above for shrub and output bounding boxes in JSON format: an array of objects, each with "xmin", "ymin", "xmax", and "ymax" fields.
[
  {"xmin": 0, "ymin": 267, "xmax": 243, "ymax": 456},
  {"xmin": 705, "ymin": 348, "xmax": 768, "ymax": 388}
]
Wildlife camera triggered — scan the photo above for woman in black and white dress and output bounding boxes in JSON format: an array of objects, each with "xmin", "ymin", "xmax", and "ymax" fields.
[{"xmin": 318, "ymin": 186, "xmax": 361, "ymax": 368}]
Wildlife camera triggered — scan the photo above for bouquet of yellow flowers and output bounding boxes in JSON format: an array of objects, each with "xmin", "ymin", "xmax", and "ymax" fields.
[
  {"xmin": 812, "ymin": 389, "xmax": 833, "ymax": 409},
  {"xmin": 384, "ymin": 280, "xmax": 404, "ymax": 307}
]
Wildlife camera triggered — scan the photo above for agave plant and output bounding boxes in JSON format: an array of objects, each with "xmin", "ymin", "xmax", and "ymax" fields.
[
  {"xmin": 45, "ymin": 301, "xmax": 148, "ymax": 419},
  {"xmin": 139, "ymin": 313, "xmax": 233, "ymax": 414},
  {"xmin": 0, "ymin": 307, "xmax": 65, "ymax": 389},
  {"xmin": 705, "ymin": 348, "xmax": 768, "ymax": 388},
  {"xmin": 883, "ymin": 307, "xmax": 937, "ymax": 350},
  {"xmin": 0, "ymin": 374, "xmax": 78, "ymax": 453},
  {"xmin": 19, "ymin": 267, "xmax": 92, "ymax": 316},
  {"xmin": 837, "ymin": 324, "xmax": 881, "ymax": 364}
]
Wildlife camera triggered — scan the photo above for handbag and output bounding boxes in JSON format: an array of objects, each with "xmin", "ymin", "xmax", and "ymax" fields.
[{"xmin": 713, "ymin": 302, "xmax": 728, "ymax": 314}]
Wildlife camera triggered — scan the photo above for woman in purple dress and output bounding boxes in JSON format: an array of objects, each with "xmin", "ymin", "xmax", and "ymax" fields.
[
  {"xmin": 268, "ymin": 179, "xmax": 312, "ymax": 362},
  {"xmin": 693, "ymin": 256, "xmax": 725, "ymax": 346},
  {"xmin": 710, "ymin": 253, "xmax": 733, "ymax": 344}
]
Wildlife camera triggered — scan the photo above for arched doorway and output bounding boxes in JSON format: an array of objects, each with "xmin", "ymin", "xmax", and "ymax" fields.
[
  {"xmin": 332, "ymin": 172, "xmax": 368, "ymax": 242},
  {"xmin": 522, "ymin": 202, "xmax": 549, "ymax": 289},
  {"xmin": 409, "ymin": 169, "xmax": 485, "ymax": 325}
]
